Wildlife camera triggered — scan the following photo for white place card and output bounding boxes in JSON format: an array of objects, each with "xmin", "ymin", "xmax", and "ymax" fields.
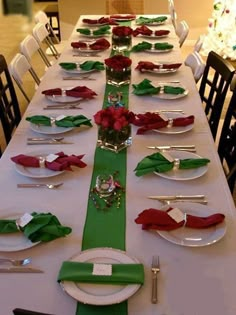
[
  {"xmin": 46, "ymin": 154, "xmax": 58, "ymax": 163},
  {"xmin": 56, "ymin": 114, "xmax": 66, "ymax": 121},
  {"xmin": 168, "ymin": 207, "xmax": 185, "ymax": 223},
  {"xmin": 17, "ymin": 213, "xmax": 34, "ymax": 228},
  {"xmin": 161, "ymin": 151, "xmax": 175, "ymax": 162},
  {"xmin": 158, "ymin": 113, "xmax": 168, "ymax": 121},
  {"xmin": 92, "ymin": 263, "xmax": 112, "ymax": 276}
]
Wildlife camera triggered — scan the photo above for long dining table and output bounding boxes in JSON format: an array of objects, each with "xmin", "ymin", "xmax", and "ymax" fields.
[{"xmin": 0, "ymin": 14, "xmax": 236, "ymax": 315}]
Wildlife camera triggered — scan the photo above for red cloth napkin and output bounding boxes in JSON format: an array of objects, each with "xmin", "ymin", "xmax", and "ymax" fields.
[
  {"xmin": 135, "ymin": 61, "xmax": 182, "ymax": 72},
  {"xmin": 11, "ymin": 152, "xmax": 87, "ymax": 171},
  {"xmin": 132, "ymin": 112, "xmax": 195, "ymax": 134},
  {"xmin": 42, "ymin": 86, "xmax": 97, "ymax": 99},
  {"xmin": 71, "ymin": 38, "xmax": 110, "ymax": 50},
  {"xmin": 133, "ymin": 25, "xmax": 153, "ymax": 37},
  {"xmin": 135, "ymin": 208, "xmax": 225, "ymax": 231},
  {"xmin": 82, "ymin": 17, "xmax": 118, "ymax": 25},
  {"xmin": 110, "ymin": 14, "xmax": 136, "ymax": 20},
  {"xmin": 154, "ymin": 30, "xmax": 170, "ymax": 36}
]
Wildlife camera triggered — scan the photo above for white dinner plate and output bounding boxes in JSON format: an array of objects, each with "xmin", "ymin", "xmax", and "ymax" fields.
[
  {"xmin": 0, "ymin": 213, "xmax": 40, "ymax": 252},
  {"xmin": 146, "ymin": 47, "xmax": 173, "ymax": 53},
  {"xmin": 111, "ymin": 15, "xmax": 136, "ymax": 21},
  {"xmin": 154, "ymin": 150, "xmax": 208, "ymax": 180},
  {"xmin": 78, "ymin": 33, "xmax": 109, "ymax": 39},
  {"xmin": 82, "ymin": 22, "xmax": 109, "ymax": 27},
  {"xmin": 60, "ymin": 63, "xmax": 96, "ymax": 75},
  {"xmin": 45, "ymin": 86, "xmax": 82, "ymax": 104},
  {"xmin": 140, "ymin": 33, "xmax": 170, "ymax": 39},
  {"xmin": 29, "ymin": 123, "xmax": 73, "ymax": 135},
  {"xmin": 157, "ymin": 202, "xmax": 226, "ymax": 247},
  {"xmin": 153, "ymin": 112, "xmax": 194, "ymax": 134},
  {"xmin": 136, "ymin": 21, "xmax": 167, "ymax": 26},
  {"xmin": 14, "ymin": 150, "xmax": 65, "ymax": 178},
  {"xmin": 61, "ymin": 247, "xmax": 141, "ymax": 305},
  {"xmin": 73, "ymin": 48, "xmax": 106, "ymax": 53},
  {"xmin": 144, "ymin": 61, "xmax": 182, "ymax": 74},
  {"xmin": 153, "ymin": 83, "xmax": 188, "ymax": 100}
]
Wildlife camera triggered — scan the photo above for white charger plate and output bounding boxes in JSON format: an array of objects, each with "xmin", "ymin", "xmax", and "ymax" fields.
[
  {"xmin": 154, "ymin": 150, "xmax": 208, "ymax": 180},
  {"xmin": 14, "ymin": 150, "xmax": 65, "ymax": 178},
  {"xmin": 157, "ymin": 202, "xmax": 226, "ymax": 247},
  {"xmin": 153, "ymin": 112, "xmax": 194, "ymax": 134},
  {"xmin": 140, "ymin": 33, "xmax": 170, "ymax": 39},
  {"xmin": 78, "ymin": 33, "xmax": 109, "ymax": 38},
  {"xmin": 0, "ymin": 213, "xmax": 39, "ymax": 252},
  {"xmin": 61, "ymin": 247, "xmax": 141, "ymax": 305},
  {"xmin": 45, "ymin": 86, "xmax": 82, "ymax": 104},
  {"xmin": 146, "ymin": 48, "xmax": 173, "ymax": 53},
  {"xmin": 153, "ymin": 83, "xmax": 188, "ymax": 100},
  {"xmin": 29, "ymin": 114, "xmax": 74, "ymax": 135}
]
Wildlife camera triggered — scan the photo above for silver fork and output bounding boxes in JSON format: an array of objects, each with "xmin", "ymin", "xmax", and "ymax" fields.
[
  {"xmin": 17, "ymin": 183, "xmax": 63, "ymax": 189},
  {"xmin": 151, "ymin": 255, "xmax": 160, "ymax": 304},
  {"xmin": 0, "ymin": 257, "xmax": 31, "ymax": 266}
]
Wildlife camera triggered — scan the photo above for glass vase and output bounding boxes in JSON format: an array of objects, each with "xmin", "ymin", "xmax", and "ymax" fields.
[
  {"xmin": 112, "ymin": 34, "xmax": 132, "ymax": 52},
  {"xmin": 106, "ymin": 66, "xmax": 131, "ymax": 87},
  {"xmin": 97, "ymin": 125, "xmax": 132, "ymax": 153}
]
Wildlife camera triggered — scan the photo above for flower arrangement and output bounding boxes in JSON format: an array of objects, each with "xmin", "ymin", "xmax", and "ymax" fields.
[
  {"xmin": 105, "ymin": 55, "xmax": 132, "ymax": 86},
  {"xmin": 94, "ymin": 106, "xmax": 135, "ymax": 153},
  {"xmin": 112, "ymin": 26, "xmax": 133, "ymax": 37},
  {"xmin": 112, "ymin": 26, "xmax": 133, "ymax": 52}
]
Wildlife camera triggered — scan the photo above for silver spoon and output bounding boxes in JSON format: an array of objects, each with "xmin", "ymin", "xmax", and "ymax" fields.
[
  {"xmin": 17, "ymin": 183, "xmax": 64, "ymax": 189},
  {"xmin": 27, "ymin": 137, "xmax": 64, "ymax": 142},
  {"xmin": 0, "ymin": 257, "xmax": 31, "ymax": 266}
]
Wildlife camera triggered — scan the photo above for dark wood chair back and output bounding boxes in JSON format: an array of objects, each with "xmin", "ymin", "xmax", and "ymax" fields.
[
  {"xmin": 0, "ymin": 54, "xmax": 21, "ymax": 145},
  {"xmin": 218, "ymin": 87, "xmax": 236, "ymax": 193},
  {"xmin": 199, "ymin": 50, "xmax": 235, "ymax": 139}
]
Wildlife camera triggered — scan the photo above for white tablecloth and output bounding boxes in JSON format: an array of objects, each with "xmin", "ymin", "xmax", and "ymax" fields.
[{"xmin": 0, "ymin": 15, "xmax": 235, "ymax": 315}]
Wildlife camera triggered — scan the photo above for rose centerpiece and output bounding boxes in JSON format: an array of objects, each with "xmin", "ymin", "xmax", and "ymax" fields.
[
  {"xmin": 105, "ymin": 54, "xmax": 132, "ymax": 87},
  {"xmin": 112, "ymin": 26, "xmax": 133, "ymax": 51},
  {"xmin": 94, "ymin": 106, "xmax": 135, "ymax": 153}
]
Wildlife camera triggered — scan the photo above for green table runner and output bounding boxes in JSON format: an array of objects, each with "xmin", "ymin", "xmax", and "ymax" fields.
[{"xmin": 76, "ymin": 31, "xmax": 131, "ymax": 313}]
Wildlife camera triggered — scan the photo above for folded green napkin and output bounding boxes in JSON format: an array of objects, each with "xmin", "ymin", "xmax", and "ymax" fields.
[
  {"xmin": 132, "ymin": 78, "xmax": 161, "ymax": 95},
  {"xmin": 76, "ymin": 28, "xmax": 91, "ymax": 35},
  {"xmin": 0, "ymin": 212, "xmax": 72, "ymax": 242},
  {"xmin": 131, "ymin": 41, "xmax": 152, "ymax": 52},
  {"xmin": 59, "ymin": 61, "xmax": 105, "ymax": 71},
  {"xmin": 163, "ymin": 85, "xmax": 185, "ymax": 95},
  {"xmin": 93, "ymin": 25, "xmax": 111, "ymax": 36},
  {"xmin": 26, "ymin": 115, "xmax": 93, "ymax": 128},
  {"xmin": 58, "ymin": 261, "xmax": 144, "ymax": 285},
  {"xmin": 79, "ymin": 60, "xmax": 105, "ymax": 71},
  {"xmin": 136, "ymin": 16, "xmax": 167, "ymax": 25},
  {"xmin": 134, "ymin": 152, "xmax": 210, "ymax": 176},
  {"xmin": 154, "ymin": 42, "xmax": 173, "ymax": 50}
]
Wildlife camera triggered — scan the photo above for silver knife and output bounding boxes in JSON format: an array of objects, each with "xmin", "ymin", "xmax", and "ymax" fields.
[
  {"xmin": 27, "ymin": 141, "xmax": 73, "ymax": 145},
  {"xmin": 0, "ymin": 267, "xmax": 44, "ymax": 273},
  {"xmin": 63, "ymin": 77, "xmax": 95, "ymax": 80},
  {"xmin": 148, "ymin": 195, "xmax": 205, "ymax": 200},
  {"xmin": 147, "ymin": 145, "xmax": 196, "ymax": 152}
]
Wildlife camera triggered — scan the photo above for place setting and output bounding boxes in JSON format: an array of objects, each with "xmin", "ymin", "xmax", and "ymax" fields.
[
  {"xmin": 59, "ymin": 60, "xmax": 105, "ymax": 80},
  {"xmin": 10, "ymin": 150, "xmax": 87, "ymax": 178},
  {"xmin": 132, "ymin": 78, "xmax": 188, "ymax": 100},
  {"xmin": 134, "ymin": 202, "xmax": 226, "ymax": 247},
  {"xmin": 135, "ymin": 15, "xmax": 168, "ymax": 26},
  {"xmin": 82, "ymin": 16, "xmax": 118, "ymax": 26},
  {"xmin": 134, "ymin": 150, "xmax": 210, "ymax": 181},
  {"xmin": 71, "ymin": 38, "xmax": 111, "ymax": 56},
  {"xmin": 76, "ymin": 25, "xmax": 111, "ymax": 38},
  {"xmin": 133, "ymin": 25, "xmax": 170, "ymax": 39},
  {"xmin": 131, "ymin": 41, "xmax": 174, "ymax": 53},
  {"xmin": 135, "ymin": 60, "xmax": 182, "ymax": 74}
]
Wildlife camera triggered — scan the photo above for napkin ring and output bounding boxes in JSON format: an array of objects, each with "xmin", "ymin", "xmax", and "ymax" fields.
[
  {"xmin": 173, "ymin": 158, "xmax": 180, "ymax": 169},
  {"xmin": 39, "ymin": 156, "xmax": 46, "ymax": 168},
  {"xmin": 167, "ymin": 118, "xmax": 173, "ymax": 128}
]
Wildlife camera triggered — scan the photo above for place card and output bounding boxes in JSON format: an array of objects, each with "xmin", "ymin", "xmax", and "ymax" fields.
[
  {"xmin": 168, "ymin": 207, "xmax": 185, "ymax": 223},
  {"xmin": 161, "ymin": 151, "xmax": 174, "ymax": 162},
  {"xmin": 17, "ymin": 213, "xmax": 34, "ymax": 228},
  {"xmin": 92, "ymin": 263, "xmax": 112, "ymax": 276},
  {"xmin": 46, "ymin": 154, "xmax": 59, "ymax": 163},
  {"xmin": 56, "ymin": 114, "xmax": 66, "ymax": 121}
]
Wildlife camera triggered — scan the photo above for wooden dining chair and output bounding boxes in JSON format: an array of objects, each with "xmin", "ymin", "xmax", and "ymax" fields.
[
  {"xmin": 184, "ymin": 51, "xmax": 205, "ymax": 83},
  {"xmin": 218, "ymin": 86, "xmax": 236, "ymax": 193},
  {"xmin": 0, "ymin": 54, "xmax": 21, "ymax": 146},
  {"xmin": 199, "ymin": 50, "xmax": 235, "ymax": 140}
]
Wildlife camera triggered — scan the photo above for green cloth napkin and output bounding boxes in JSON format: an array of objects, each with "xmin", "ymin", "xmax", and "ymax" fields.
[
  {"xmin": 134, "ymin": 152, "xmax": 210, "ymax": 177},
  {"xmin": 26, "ymin": 115, "xmax": 93, "ymax": 128},
  {"xmin": 76, "ymin": 28, "xmax": 91, "ymax": 35},
  {"xmin": 59, "ymin": 61, "xmax": 105, "ymax": 71},
  {"xmin": 136, "ymin": 16, "xmax": 167, "ymax": 25},
  {"xmin": 163, "ymin": 86, "xmax": 185, "ymax": 95},
  {"xmin": 131, "ymin": 41, "xmax": 152, "ymax": 52},
  {"xmin": 0, "ymin": 212, "xmax": 72, "ymax": 242},
  {"xmin": 58, "ymin": 261, "xmax": 144, "ymax": 285},
  {"xmin": 76, "ymin": 25, "xmax": 111, "ymax": 36},
  {"xmin": 132, "ymin": 78, "xmax": 161, "ymax": 95},
  {"xmin": 154, "ymin": 42, "xmax": 173, "ymax": 50}
]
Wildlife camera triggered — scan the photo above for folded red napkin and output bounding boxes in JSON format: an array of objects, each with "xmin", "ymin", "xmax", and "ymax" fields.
[
  {"xmin": 11, "ymin": 151, "xmax": 87, "ymax": 171},
  {"xmin": 110, "ymin": 14, "xmax": 136, "ymax": 20},
  {"xmin": 71, "ymin": 38, "xmax": 110, "ymax": 50},
  {"xmin": 42, "ymin": 86, "xmax": 97, "ymax": 99},
  {"xmin": 135, "ymin": 61, "xmax": 182, "ymax": 72},
  {"xmin": 82, "ymin": 17, "xmax": 118, "ymax": 25},
  {"xmin": 154, "ymin": 30, "xmax": 170, "ymax": 36},
  {"xmin": 132, "ymin": 112, "xmax": 194, "ymax": 134},
  {"xmin": 135, "ymin": 208, "xmax": 225, "ymax": 231},
  {"xmin": 133, "ymin": 25, "xmax": 153, "ymax": 37}
]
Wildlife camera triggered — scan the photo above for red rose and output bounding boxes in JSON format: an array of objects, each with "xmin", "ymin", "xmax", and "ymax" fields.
[
  {"xmin": 105, "ymin": 55, "xmax": 132, "ymax": 72},
  {"xmin": 112, "ymin": 26, "xmax": 133, "ymax": 37}
]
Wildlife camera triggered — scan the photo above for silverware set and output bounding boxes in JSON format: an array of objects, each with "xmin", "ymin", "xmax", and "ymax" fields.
[
  {"xmin": 0, "ymin": 257, "xmax": 43, "ymax": 273},
  {"xmin": 62, "ymin": 76, "xmax": 95, "ymax": 81},
  {"xmin": 148, "ymin": 194, "xmax": 208, "ymax": 204},
  {"xmin": 147, "ymin": 145, "xmax": 196, "ymax": 152},
  {"xmin": 27, "ymin": 137, "xmax": 73, "ymax": 145},
  {"xmin": 17, "ymin": 183, "xmax": 63, "ymax": 189}
]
